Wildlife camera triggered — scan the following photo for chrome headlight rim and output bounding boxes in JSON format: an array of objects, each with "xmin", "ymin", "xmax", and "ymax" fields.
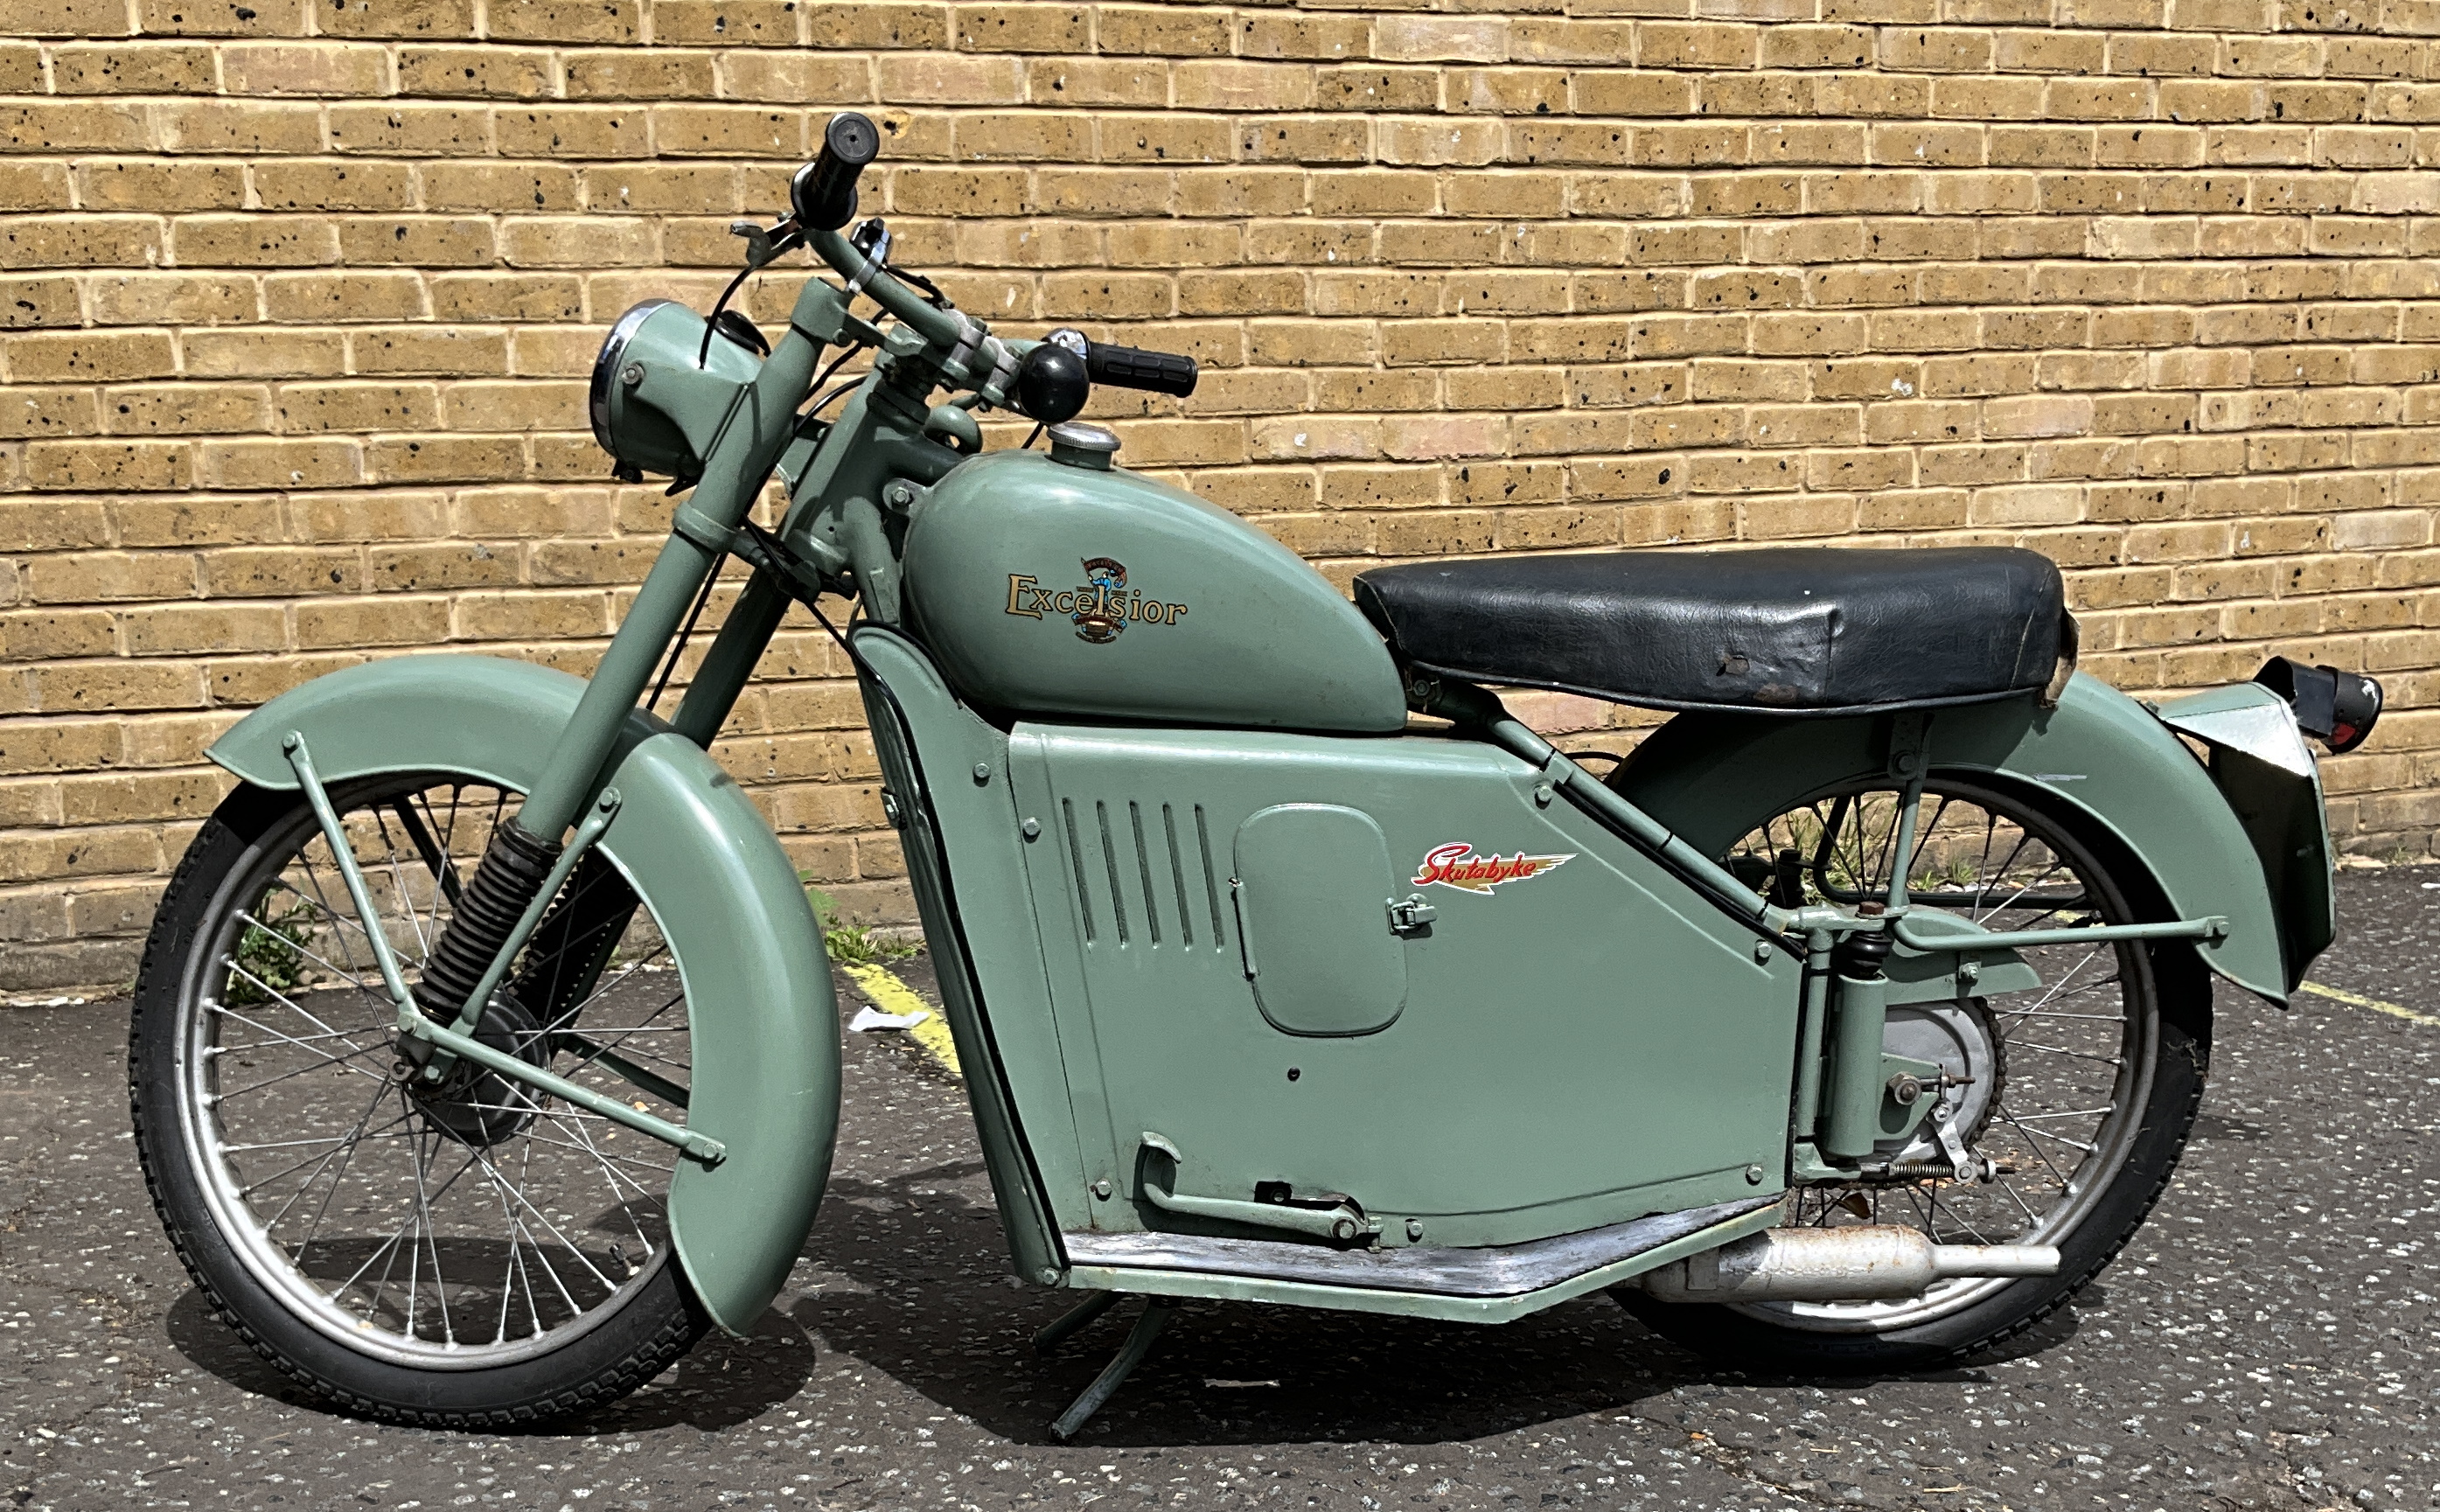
[{"xmin": 590, "ymin": 298, "xmax": 678, "ymax": 463}]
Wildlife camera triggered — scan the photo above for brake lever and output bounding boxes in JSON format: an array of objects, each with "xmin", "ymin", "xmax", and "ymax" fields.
[{"xmin": 729, "ymin": 217, "xmax": 805, "ymax": 273}]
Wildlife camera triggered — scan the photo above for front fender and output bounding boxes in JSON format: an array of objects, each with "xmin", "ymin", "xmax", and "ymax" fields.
[
  {"xmin": 1615, "ymin": 672, "xmax": 2289, "ymax": 1003},
  {"xmin": 206, "ymin": 653, "xmax": 839, "ymax": 1335}
]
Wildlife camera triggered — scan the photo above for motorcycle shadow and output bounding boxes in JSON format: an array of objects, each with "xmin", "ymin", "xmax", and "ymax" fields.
[
  {"xmin": 162, "ymin": 1280, "xmax": 819, "ymax": 1435},
  {"xmin": 784, "ymin": 1161, "xmax": 2091, "ymax": 1447},
  {"xmin": 158, "ymin": 1154, "xmax": 2089, "ymax": 1441}
]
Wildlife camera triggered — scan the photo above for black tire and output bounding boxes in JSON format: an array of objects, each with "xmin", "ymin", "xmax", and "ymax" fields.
[
  {"xmin": 1617, "ymin": 776, "xmax": 2213, "ymax": 1373},
  {"xmin": 129, "ymin": 778, "xmax": 709, "ymax": 1427}
]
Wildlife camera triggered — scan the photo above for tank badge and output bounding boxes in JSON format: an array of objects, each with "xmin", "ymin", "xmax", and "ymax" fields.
[
  {"xmin": 1004, "ymin": 558, "xmax": 1191, "ymax": 645},
  {"xmin": 1412, "ymin": 842, "xmax": 1574, "ymax": 895}
]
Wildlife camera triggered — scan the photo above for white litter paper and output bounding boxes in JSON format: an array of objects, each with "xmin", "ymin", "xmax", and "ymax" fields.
[{"xmin": 849, "ymin": 1005, "xmax": 931, "ymax": 1033}]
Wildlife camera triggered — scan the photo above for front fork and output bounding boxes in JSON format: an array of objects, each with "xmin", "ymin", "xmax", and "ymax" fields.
[{"xmin": 395, "ymin": 315, "xmax": 827, "ymax": 1076}]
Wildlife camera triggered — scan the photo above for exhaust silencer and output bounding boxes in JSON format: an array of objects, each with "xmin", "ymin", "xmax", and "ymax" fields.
[{"xmin": 1639, "ymin": 1226, "xmax": 2060, "ymax": 1304}]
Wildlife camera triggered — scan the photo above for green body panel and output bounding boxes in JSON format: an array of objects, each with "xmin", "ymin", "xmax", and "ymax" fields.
[
  {"xmin": 1614, "ymin": 672, "xmax": 2290, "ymax": 1003},
  {"xmin": 899, "ymin": 449, "xmax": 1407, "ymax": 733},
  {"xmin": 204, "ymin": 654, "xmax": 840, "ymax": 1335},
  {"xmin": 1233, "ymin": 805, "xmax": 1410, "ymax": 1036},
  {"xmin": 1063, "ymin": 1197, "xmax": 1786, "ymax": 1324},
  {"xmin": 1007, "ymin": 722, "xmax": 1803, "ymax": 1251},
  {"xmin": 848, "ymin": 628, "xmax": 1078, "ymax": 1277},
  {"xmin": 2151, "ymin": 681, "xmax": 2336, "ymax": 989}
]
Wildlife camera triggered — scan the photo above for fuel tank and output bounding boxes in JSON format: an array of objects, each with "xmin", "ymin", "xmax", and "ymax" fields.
[{"xmin": 899, "ymin": 448, "xmax": 1408, "ymax": 732}]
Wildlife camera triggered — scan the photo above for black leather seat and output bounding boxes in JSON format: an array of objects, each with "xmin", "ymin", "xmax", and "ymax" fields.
[{"xmin": 1353, "ymin": 547, "xmax": 2071, "ymax": 716}]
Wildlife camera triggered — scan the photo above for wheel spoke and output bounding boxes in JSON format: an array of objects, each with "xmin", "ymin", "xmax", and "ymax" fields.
[
  {"xmin": 392, "ymin": 794, "xmax": 464, "ymax": 910},
  {"xmin": 239, "ymin": 1116, "xmax": 415, "ymax": 1199},
  {"xmin": 371, "ymin": 809, "xmax": 432, "ymax": 966},
  {"xmin": 208, "ymin": 992, "xmax": 383, "ymax": 1071},
  {"xmin": 282, "ymin": 1078, "xmax": 408, "ymax": 1256}
]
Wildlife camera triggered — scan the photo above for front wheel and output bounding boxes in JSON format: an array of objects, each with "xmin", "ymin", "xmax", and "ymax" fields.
[
  {"xmin": 129, "ymin": 774, "xmax": 706, "ymax": 1425},
  {"xmin": 1618, "ymin": 775, "xmax": 2211, "ymax": 1372}
]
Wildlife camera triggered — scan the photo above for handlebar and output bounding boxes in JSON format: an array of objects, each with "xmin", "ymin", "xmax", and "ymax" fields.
[
  {"xmin": 793, "ymin": 111, "xmax": 1200, "ymax": 407},
  {"xmin": 1080, "ymin": 338, "xmax": 1198, "ymax": 398},
  {"xmin": 791, "ymin": 112, "xmax": 880, "ymax": 232}
]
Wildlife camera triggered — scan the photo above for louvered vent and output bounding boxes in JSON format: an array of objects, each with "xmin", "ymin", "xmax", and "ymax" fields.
[{"xmin": 1061, "ymin": 797, "xmax": 1229, "ymax": 953}]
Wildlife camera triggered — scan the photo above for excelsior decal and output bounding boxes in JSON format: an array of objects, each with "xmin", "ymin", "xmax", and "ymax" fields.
[
  {"xmin": 1412, "ymin": 842, "xmax": 1574, "ymax": 895},
  {"xmin": 1005, "ymin": 557, "xmax": 1190, "ymax": 645}
]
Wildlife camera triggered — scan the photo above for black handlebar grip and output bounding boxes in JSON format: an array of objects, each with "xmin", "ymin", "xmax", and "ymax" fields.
[
  {"xmin": 1085, "ymin": 341, "xmax": 1199, "ymax": 398},
  {"xmin": 791, "ymin": 112, "xmax": 881, "ymax": 232}
]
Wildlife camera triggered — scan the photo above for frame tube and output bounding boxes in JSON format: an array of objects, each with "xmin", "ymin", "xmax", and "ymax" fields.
[
  {"xmin": 1790, "ymin": 927, "xmax": 1834, "ymax": 1141},
  {"xmin": 1890, "ymin": 914, "xmax": 2226, "ymax": 951},
  {"xmin": 671, "ymin": 569, "xmax": 796, "ymax": 747}
]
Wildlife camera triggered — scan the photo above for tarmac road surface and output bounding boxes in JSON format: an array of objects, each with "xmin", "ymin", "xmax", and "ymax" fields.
[{"xmin": 3, "ymin": 866, "xmax": 2437, "ymax": 1511}]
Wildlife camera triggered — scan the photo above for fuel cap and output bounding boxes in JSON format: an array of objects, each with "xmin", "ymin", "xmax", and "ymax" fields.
[{"xmin": 1046, "ymin": 422, "xmax": 1119, "ymax": 471}]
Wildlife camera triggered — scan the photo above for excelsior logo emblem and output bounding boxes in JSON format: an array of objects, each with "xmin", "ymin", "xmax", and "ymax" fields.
[
  {"xmin": 1005, "ymin": 557, "xmax": 1190, "ymax": 645},
  {"xmin": 1412, "ymin": 842, "xmax": 1574, "ymax": 895}
]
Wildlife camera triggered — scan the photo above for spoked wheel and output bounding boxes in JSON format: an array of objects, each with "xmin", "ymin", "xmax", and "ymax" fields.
[
  {"xmin": 129, "ymin": 774, "xmax": 707, "ymax": 1425},
  {"xmin": 1620, "ymin": 775, "xmax": 2210, "ymax": 1371}
]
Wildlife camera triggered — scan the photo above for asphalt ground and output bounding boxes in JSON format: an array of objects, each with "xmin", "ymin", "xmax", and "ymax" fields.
[{"xmin": 5, "ymin": 867, "xmax": 2439, "ymax": 1512}]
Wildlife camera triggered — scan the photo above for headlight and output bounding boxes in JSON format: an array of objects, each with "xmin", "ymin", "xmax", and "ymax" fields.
[{"xmin": 589, "ymin": 299, "xmax": 763, "ymax": 484}]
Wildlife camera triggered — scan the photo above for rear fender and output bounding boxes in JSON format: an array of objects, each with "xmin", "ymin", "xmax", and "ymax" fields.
[
  {"xmin": 1614, "ymin": 672, "xmax": 2290, "ymax": 1003},
  {"xmin": 206, "ymin": 654, "xmax": 840, "ymax": 1334},
  {"xmin": 2150, "ymin": 682, "xmax": 2335, "ymax": 990}
]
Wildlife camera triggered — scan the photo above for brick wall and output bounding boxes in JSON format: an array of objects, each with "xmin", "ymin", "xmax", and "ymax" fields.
[{"xmin": 3, "ymin": 0, "xmax": 2436, "ymax": 991}]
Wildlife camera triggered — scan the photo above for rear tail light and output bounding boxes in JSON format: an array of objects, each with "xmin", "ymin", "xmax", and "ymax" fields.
[{"xmin": 2254, "ymin": 657, "xmax": 2382, "ymax": 755}]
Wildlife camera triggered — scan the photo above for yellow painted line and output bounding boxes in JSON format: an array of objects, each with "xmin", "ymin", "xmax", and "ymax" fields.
[
  {"xmin": 2298, "ymin": 980, "xmax": 2440, "ymax": 1028},
  {"xmin": 839, "ymin": 961, "xmax": 962, "ymax": 1077}
]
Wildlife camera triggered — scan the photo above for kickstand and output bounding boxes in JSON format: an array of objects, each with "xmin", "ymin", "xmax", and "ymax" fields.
[
  {"xmin": 1048, "ymin": 1295, "xmax": 1178, "ymax": 1441},
  {"xmin": 1033, "ymin": 1289, "xmax": 1119, "ymax": 1354}
]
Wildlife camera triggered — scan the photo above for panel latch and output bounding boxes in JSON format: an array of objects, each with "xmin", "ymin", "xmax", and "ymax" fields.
[{"xmin": 1386, "ymin": 894, "xmax": 1438, "ymax": 935}]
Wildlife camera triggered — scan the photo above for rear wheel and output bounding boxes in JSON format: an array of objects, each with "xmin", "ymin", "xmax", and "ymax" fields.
[
  {"xmin": 129, "ymin": 774, "xmax": 705, "ymax": 1425},
  {"xmin": 1619, "ymin": 775, "xmax": 2210, "ymax": 1371}
]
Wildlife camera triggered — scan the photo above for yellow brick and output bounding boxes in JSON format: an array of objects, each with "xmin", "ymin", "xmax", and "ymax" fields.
[
  {"xmin": 169, "ymin": 215, "xmax": 338, "ymax": 268},
  {"xmin": 275, "ymin": 382, "xmax": 442, "ymax": 434},
  {"xmin": 135, "ymin": 0, "xmax": 306, "ymax": 36},
  {"xmin": 186, "ymin": 326, "xmax": 348, "ymax": 378},
  {"xmin": 488, "ymin": 0, "xmax": 637, "ymax": 42},
  {"xmin": 399, "ymin": 45, "xmax": 553, "ymax": 98},
  {"xmin": 255, "ymin": 160, "xmax": 415, "ymax": 212},
  {"xmin": 367, "ymin": 434, "xmax": 526, "ymax": 484},
  {"xmin": 262, "ymin": 271, "xmax": 429, "ymax": 323},
  {"xmin": 194, "ymin": 438, "xmax": 364, "ymax": 491}
]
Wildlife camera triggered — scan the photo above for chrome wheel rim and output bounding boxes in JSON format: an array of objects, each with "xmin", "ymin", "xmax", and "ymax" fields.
[
  {"xmin": 1722, "ymin": 777, "xmax": 2157, "ymax": 1334},
  {"xmin": 174, "ymin": 775, "xmax": 693, "ymax": 1368}
]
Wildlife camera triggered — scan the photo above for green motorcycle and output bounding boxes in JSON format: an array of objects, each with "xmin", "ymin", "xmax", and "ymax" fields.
[{"xmin": 129, "ymin": 114, "xmax": 2381, "ymax": 1433}]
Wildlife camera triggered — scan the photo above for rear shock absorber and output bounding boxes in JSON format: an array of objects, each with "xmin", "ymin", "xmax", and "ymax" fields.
[{"xmin": 410, "ymin": 819, "xmax": 563, "ymax": 1025}]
